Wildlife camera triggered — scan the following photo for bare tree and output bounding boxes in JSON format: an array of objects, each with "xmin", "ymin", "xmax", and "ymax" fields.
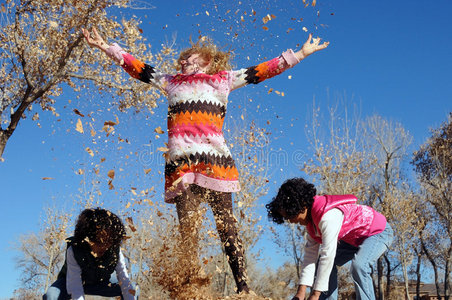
[
  {"xmin": 0, "ymin": 0, "xmax": 175, "ymax": 158},
  {"xmin": 364, "ymin": 115, "xmax": 422, "ymax": 300},
  {"xmin": 302, "ymin": 102, "xmax": 423, "ymax": 299},
  {"xmin": 14, "ymin": 206, "xmax": 72, "ymax": 295},
  {"xmin": 412, "ymin": 113, "xmax": 452, "ymax": 300}
]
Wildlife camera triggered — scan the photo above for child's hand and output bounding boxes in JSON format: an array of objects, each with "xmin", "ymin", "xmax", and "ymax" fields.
[
  {"xmin": 82, "ymin": 27, "xmax": 109, "ymax": 51},
  {"xmin": 295, "ymin": 33, "xmax": 329, "ymax": 60}
]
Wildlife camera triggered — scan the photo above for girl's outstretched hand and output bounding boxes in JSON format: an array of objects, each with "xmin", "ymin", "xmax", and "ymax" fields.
[
  {"xmin": 295, "ymin": 33, "xmax": 329, "ymax": 60},
  {"xmin": 82, "ymin": 27, "xmax": 109, "ymax": 51}
]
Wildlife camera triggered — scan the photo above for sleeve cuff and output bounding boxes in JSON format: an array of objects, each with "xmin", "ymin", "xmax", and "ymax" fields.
[
  {"xmin": 281, "ymin": 49, "xmax": 300, "ymax": 66},
  {"xmin": 105, "ymin": 43, "xmax": 125, "ymax": 64}
]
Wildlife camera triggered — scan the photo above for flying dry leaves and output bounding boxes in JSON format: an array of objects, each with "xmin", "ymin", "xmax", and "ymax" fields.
[
  {"xmin": 85, "ymin": 147, "xmax": 94, "ymax": 157},
  {"xmin": 75, "ymin": 119, "xmax": 84, "ymax": 134},
  {"xmin": 154, "ymin": 126, "xmax": 165, "ymax": 134}
]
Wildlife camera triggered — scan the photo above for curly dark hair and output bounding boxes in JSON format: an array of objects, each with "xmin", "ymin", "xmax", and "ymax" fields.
[
  {"xmin": 73, "ymin": 208, "xmax": 126, "ymax": 247},
  {"xmin": 266, "ymin": 177, "xmax": 317, "ymax": 224}
]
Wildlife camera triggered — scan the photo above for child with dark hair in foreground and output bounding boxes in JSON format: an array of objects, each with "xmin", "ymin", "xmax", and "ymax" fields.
[
  {"xmin": 266, "ymin": 178, "xmax": 393, "ymax": 300},
  {"xmin": 43, "ymin": 208, "xmax": 135, "ymax": 300}
]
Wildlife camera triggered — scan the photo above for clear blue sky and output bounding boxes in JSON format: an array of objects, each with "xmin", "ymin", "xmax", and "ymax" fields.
[{"xmin": 1, "ymin": 0, "xmax": 451, "ymax": 298}]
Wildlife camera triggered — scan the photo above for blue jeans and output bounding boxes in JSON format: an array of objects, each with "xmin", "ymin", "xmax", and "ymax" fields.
[
  {"xmin": 319, "ymin": 223, "xmax": 394, "ymax": 300},
  {"xmin": 43, "ymin": 273, "xmax": 124, "ymax": 300}
]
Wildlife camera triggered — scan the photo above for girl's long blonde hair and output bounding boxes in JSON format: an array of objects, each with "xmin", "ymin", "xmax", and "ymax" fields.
[{"xmin": 176, "ymin": 37, "xmax": 233, "ymax": 75}]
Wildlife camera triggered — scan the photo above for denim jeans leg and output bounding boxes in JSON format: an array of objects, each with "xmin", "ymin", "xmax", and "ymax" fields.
[
  {"xmin": 319, "ymin": 241, "xmax": 359, "ymax": 300},
  {"xmin": 351, "ymin": 223, "xmax": 393, "ymax": 300},
  {"xmin": 42, "ymin": 278, "xmax": 70, "ymax": 300}
]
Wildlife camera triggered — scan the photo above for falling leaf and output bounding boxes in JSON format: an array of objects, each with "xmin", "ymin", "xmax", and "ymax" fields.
[
  {"xmin": 108, "ymin": 180, "xmax": 114, "ymax": 190},
  {"xmin": 73, "ymin": 109, "xmax": 84, "ymax": 117},
  {"xmin": 76, "ymin": 169, "xmax": 84, "ymax": 175},
  {"xmin": 125, "ymin": 202, "xmax": 131, "ymax": 209},
  {"xmin": 268, "ymin": 88, "xmax": 273, "ymax": 94},
  {"xmin": 262, "ymin": 26, "xmax": 269, "ymax": 31},
  {"xmin": 205, "ymin": 10, "xmax": 209, "ymax": 16},
  {"xmin": 144, "ymin": 168, "xmax": 152, "ymax": 174},
  {"xmin": 157, "ymin": 147, "xmax": 169, "ymax": 152},
  {"xmin": 241, "ymin": 115, "xmax": 244, "ymax": 120},
  {"xmin": 312, "ymin": 0, "xmax": 317, "ymax": 6},
  {"xmin": 107, "ymin": 169, "xmax": 115, "ymax": 179},
  {"xmin": 85, "ymin": 147, "xmax": 94, "ymax": 157},
  {"xmin": 75, "ymin": 118, "xmax": 84, "ymax": 134},
  {"xmin": 154, "ymin": 126, "xmax": 164, "ymax": 134},
  {"xmin": 42, "ymin": 177, "xmax": 54, "ymax": 180},
  {"xmin": 126, "ymin": 217, "xmax": 136, "ymax": 232},
  {"xmin": 1, "ymin": 3, "xmax": 6, "ymax": 13},
  {"xmin": 104, "ymin": 120, "xmax": 117, "ymax": 126},
  {"xmin": 262, "ymin": 14, "xmax": 275, "ymax": 24}
]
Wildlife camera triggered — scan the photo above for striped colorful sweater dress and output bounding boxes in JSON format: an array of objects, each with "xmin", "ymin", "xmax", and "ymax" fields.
[{"xmin": 106, "ymin": 44, "xmax": 300, "ymax": 202}]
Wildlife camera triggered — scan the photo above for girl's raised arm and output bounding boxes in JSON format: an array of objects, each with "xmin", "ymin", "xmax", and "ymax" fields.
[
  {"xmin": 82, "ymin": 27, "xmax": 169, "ymax": 88},
  {"xmin": 229, "ymin": 34, "xmax": 329, "ymax": 91}
]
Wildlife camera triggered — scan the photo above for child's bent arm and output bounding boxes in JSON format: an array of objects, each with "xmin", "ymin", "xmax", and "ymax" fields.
[{"xmin": 66, "ymin": 247, "xmax": 85, "ymax": 300}]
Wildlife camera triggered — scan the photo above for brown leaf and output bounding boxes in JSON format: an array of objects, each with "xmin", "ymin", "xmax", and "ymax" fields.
[
  {"xmin": 144, "ymin": 168, "xmax": 152, "ymax": 174},
  {"xmin": 126, "ymin": 217, "xmax": 136, "ymax": 232},
  {"xmin": 104, "ymin": 120, "xmax": 117, "ymax": 126},
  {"xmin": 42, "ymin": 177, "xmax": 54, "ymax": 180},
  {"xmin": 85, "ymin": 147, "xmax": 94, "ymax": 157},
  {"xmin": 154, "ymin": 126, "xmax": 165, "ymax": 134},
  {"xmin": 107, "ymin": 169, "xmax": 115, "ymax": 179},
  {"xmin": 73, "ymin": 109, "xmax": 84, "ymax": 117},
  {"xmin": 75, "ymin": 119, "xmax": 84, "ymax": 134}
]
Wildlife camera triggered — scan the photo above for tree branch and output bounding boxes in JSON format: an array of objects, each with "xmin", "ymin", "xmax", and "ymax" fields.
[{"xmin": 67, "ymin": 72, "xmax": 133, "ymax": 90}]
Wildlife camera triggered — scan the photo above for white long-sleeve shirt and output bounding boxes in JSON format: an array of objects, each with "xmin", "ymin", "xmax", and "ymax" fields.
[
  {"xmin": 299, "ymin": 208, "xmax": 344, "ymax": 291},
  {"xmin": 66, "ymin": 246, "xmax": 135, "ymax": 300}
]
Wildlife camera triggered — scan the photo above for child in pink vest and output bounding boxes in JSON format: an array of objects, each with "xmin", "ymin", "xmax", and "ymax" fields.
[{"xmin": 266, "ymin": 178, "xmax": 393, "ymax": 300}]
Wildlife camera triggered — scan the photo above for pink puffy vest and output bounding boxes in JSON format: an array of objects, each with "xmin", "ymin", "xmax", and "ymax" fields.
[{"xmin": 306, "ymin": 195, "xmax": 387, "ymax": 247}]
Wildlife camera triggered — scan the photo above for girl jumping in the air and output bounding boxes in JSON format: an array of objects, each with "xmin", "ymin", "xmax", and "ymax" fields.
[{"xmin": 83, "ymin": 27, "xmax": 328, "ymax": 293}]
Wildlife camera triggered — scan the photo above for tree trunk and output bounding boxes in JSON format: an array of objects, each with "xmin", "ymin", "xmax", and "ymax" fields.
[
  {"xmin": 445, "ymin": 248, "xmax": 451, "ymax": 300},
  {"xmin": 415, "ymin": 250, "xmax": 422, "ymax": 300},
  {"xmin": 384, "ymin": 254, "xmax": 392, "ymax": 299},
  {"xmin": 421, "ymin": 239, "xmax": 442, "ymax": 300},
  {"xmin": 0, "ymin": 130, "xmax": 8, "ymax": 158},
  {"xmin": 377, "ymin": 257, "xmax": 384, "ymax": 300}
]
